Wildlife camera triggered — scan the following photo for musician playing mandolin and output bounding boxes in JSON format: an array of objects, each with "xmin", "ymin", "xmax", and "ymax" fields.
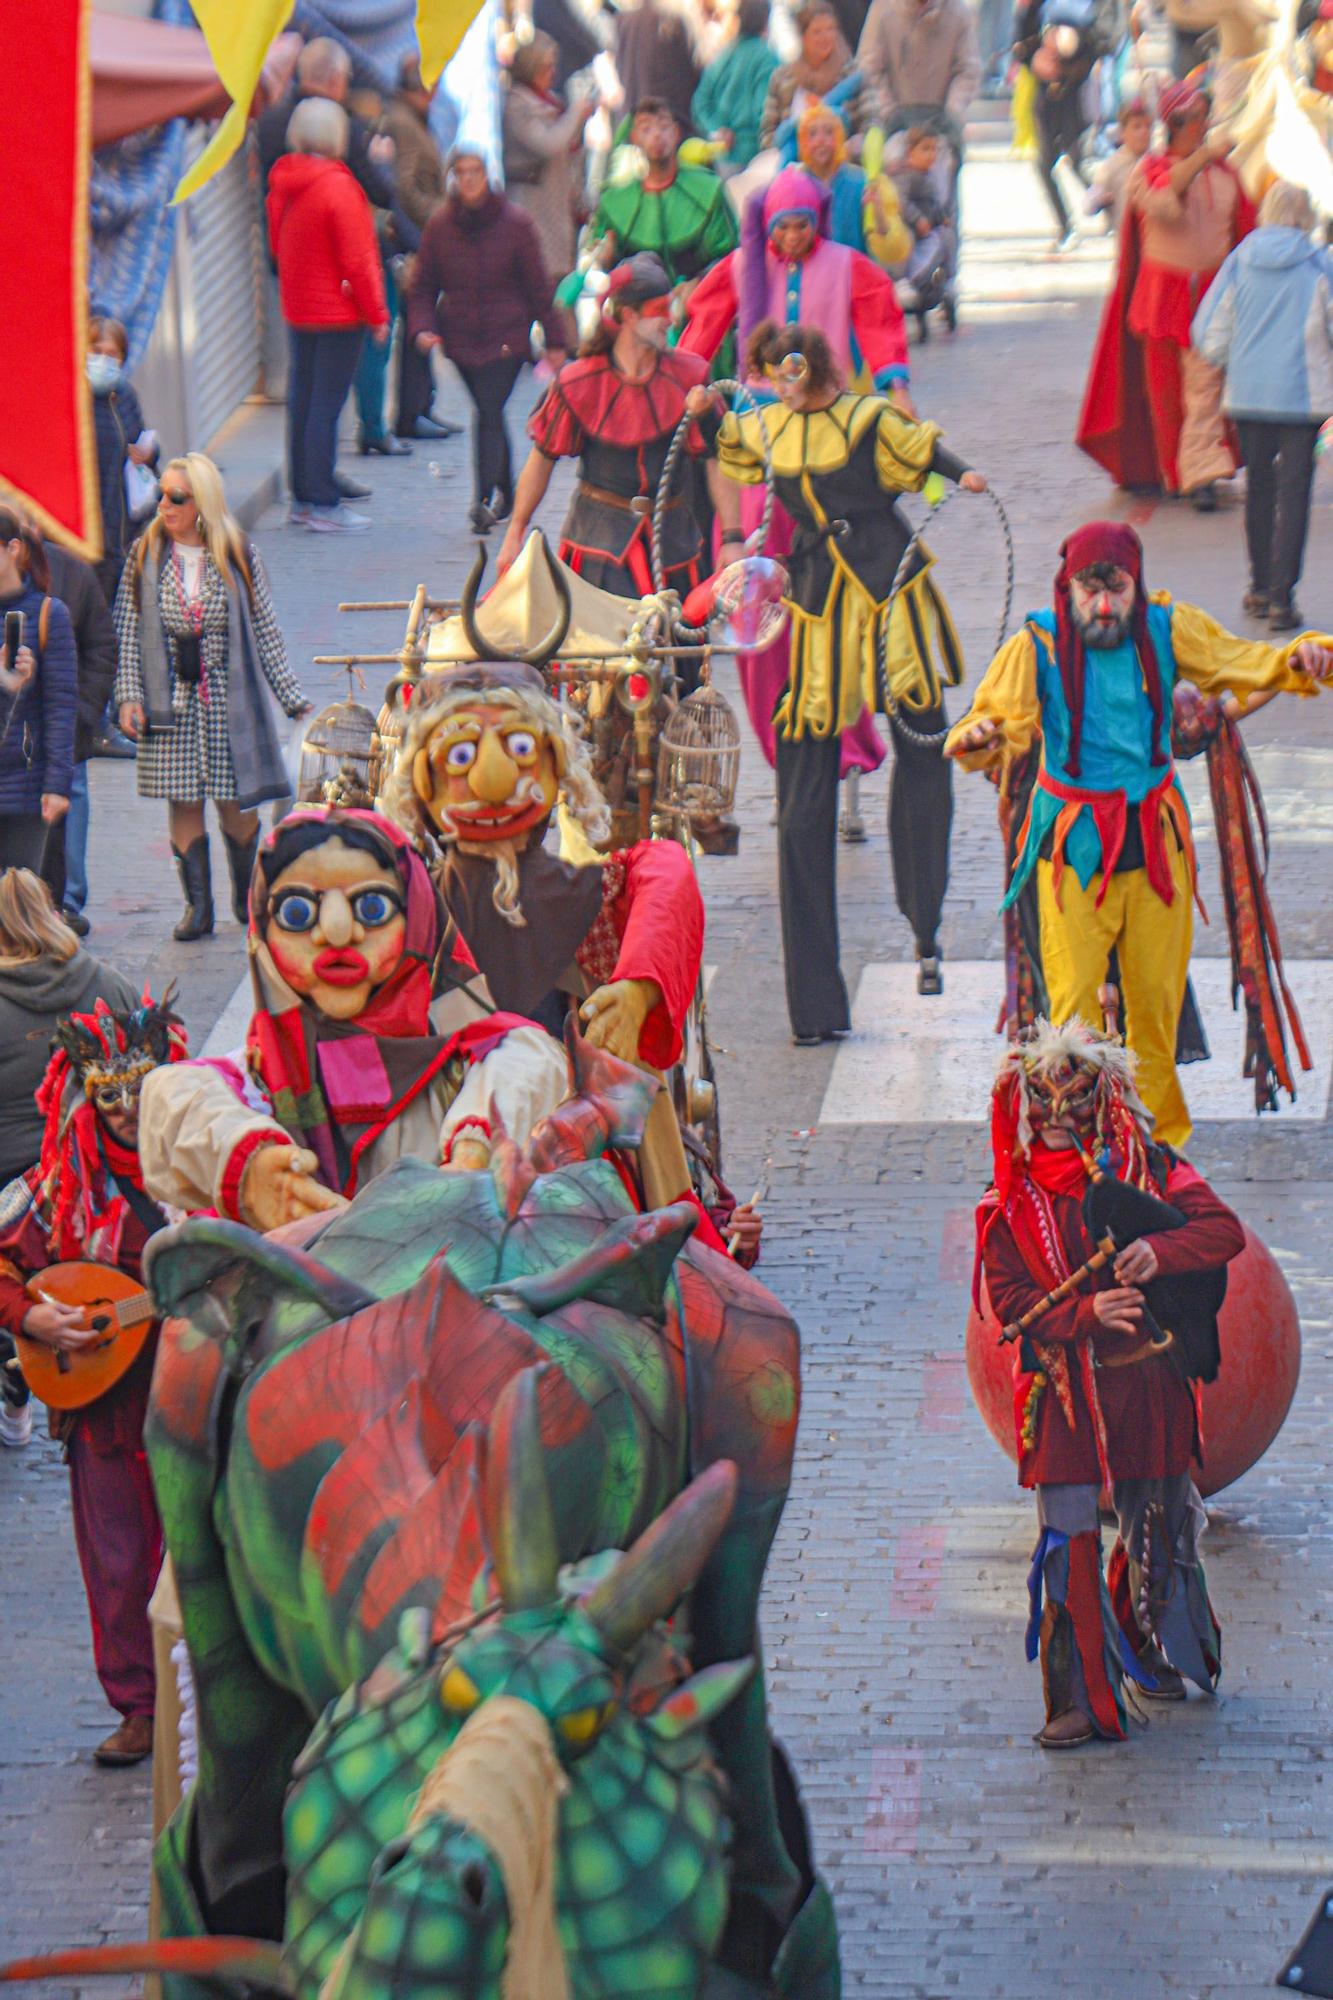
[
  {"xmin": 975, "ymin": 1018, "xmax": 1244, "ymax": 1751},
  {"xmin": 0, "ymin": 990, "xmax": 185, "ymax": 1766}
]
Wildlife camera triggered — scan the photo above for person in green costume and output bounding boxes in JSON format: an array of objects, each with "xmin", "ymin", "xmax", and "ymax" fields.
[{"xmin": 589, "ymin": 97, "xmax": 739, "ymax": 289}]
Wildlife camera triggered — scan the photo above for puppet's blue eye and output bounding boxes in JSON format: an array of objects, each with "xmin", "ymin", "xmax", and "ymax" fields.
[
  {"xmin": 272, "ymin": 893, "xmax": 319, "ymax": 933},
  {"xmin": 351, "ymin": 889, "xmax": 398, "ymax": 928},
  {"xmin": 446, "ymin": 740, "xmax": 477, "ymax": 770}
]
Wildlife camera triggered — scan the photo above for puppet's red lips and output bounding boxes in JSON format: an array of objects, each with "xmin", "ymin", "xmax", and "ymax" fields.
[{"xmin": 313, "ymin": 949, "xmax": 370, "ymax": 986}]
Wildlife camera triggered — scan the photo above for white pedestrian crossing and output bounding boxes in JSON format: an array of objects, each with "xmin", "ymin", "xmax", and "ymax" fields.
[{"xmin": 818, "ymin": 959, "xmax": 1333, "ymax": 1125}]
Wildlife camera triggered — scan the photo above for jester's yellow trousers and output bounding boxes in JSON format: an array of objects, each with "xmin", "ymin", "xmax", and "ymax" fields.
[{"xmin": 1036, "ymin": 846, "xmax": 1194, "ymax": 1145}]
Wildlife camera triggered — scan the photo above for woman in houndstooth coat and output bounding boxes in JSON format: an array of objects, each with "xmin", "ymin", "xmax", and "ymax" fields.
[{"xmin": 114, "ymin": 454, "xmax": 309, "ymax": 941}]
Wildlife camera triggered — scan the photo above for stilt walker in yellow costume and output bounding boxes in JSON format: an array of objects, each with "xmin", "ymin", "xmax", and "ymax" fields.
[
  {"xmin": 947, "ymin": 521, "xmax": 1333, "ymax": 1144},
  {"xmin": 694, "ymin": 317, "xmax": 988, "ymax": 1039}
]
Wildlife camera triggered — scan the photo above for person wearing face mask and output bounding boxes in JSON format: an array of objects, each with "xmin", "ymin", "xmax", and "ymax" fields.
[
  {"xmin": 977, "ymin": 1019, "xmax": 1245, "ymax": 1750},
  {"xmin": 86, "ymin": 315, "xmax": 159, "ymax": 608},
  {"xmin": 496, "ymin": 253, "xmax": 712, "ymax": 601},
  {"xmin": 0, "ymin": 988, "xmax": 187, "ymax": 1764},
  {"xmin": 946, "ymin": 521, "xmax": 1333, "ymax": 1143},
  {"xmin": 700, "ymin": 319, "xmax": 984, "ymax": 1037},
  {"xmin": 0, "ymin": 510, "xmax": 77, "ymax": 875},
  {"xmin": 112, "ymin": 454, "xmax": 310, "ymax": 943},
  {"xmin": 136, "ymin": 807, "xmax": 568, "ymax": 1230},
  {"xmin": 407, "ymin": 146, "xmax": 565, "ymax": 536}
]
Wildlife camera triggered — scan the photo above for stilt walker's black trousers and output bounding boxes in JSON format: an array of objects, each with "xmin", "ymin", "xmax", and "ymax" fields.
[{"xmin": 775, "ymin": 700, "xmax": 952, "ymax": 1040}]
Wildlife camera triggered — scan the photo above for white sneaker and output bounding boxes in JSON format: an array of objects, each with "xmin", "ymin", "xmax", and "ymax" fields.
[
  {"xmin": 0, "ymin": 1399, "xmax": 33, "ymax": 1448},
  {"xmin": 307, "ymin": 504, "xmax": 371, "ymax": 534},
  {"xmin": 288, "ymin": 502, "xmax": 312, "ymax": 526}
]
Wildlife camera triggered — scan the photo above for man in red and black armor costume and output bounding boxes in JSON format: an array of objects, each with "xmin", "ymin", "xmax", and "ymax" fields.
[
  {"xmin": 0, "ymin": 991, "xmax": 185, "ymax": 1766},
  {"xmin": 497, "ymin": 253, "xmax": 711, "ymax": 602},
  {"xmin": 976, "ymin": 1017, "xmax": 1245, "ymax": 1749}
]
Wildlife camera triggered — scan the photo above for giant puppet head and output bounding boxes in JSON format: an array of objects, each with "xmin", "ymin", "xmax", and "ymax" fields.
[
  {"xmin": 250, "ymin": 808, "xmax": 445, "ymax": 1031},
  {"xmin": 386, "ymin": 663, "xmax": 610, "ymax": 930},
  {"xmin": 1053, "ymin": 520, "xmax": 1167, "ymax": 781},
  {"xmin": 989, "ymin": 1017, "xmax": 1153, "ymax": 1200}
]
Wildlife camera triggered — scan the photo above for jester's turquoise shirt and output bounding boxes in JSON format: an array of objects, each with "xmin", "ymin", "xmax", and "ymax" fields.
[{"xmin": 1003, "ymin": 603, "xmax": 1189, "ymax": 910}]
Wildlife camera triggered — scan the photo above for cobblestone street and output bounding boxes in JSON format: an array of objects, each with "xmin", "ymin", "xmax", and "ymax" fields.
[{"xmin": 3, "ymin": 137, "xmax": 1333, "ymax": 1999}]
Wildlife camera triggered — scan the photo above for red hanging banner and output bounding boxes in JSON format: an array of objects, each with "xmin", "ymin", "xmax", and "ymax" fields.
[{"xmin": 0, "ymin": 0, "xmax": 100, "ymax": 557}]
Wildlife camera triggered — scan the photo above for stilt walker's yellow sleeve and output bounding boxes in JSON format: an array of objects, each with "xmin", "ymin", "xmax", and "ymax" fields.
[
  {"xmin": 943, "ymin": 629, "xmax": 1043, "ymax": 770},
  {"xmin": 1167, "ymin": 597, "xmax": 1331, "ymax": 708}
]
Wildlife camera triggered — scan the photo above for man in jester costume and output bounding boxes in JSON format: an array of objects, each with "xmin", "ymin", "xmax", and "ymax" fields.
[
  {"xmin": 679, "ymin": 164, "xmax": 911, "ymax": 398},
  {"xmin": 0, "ymin": 990, "xmax": 186, "ymax": 1767},
  {"xmin": 946, "ymin": 521, "xmax": 1333, "ymax": 1143},
  {"xmin": 976, "ymin": 1019, "xmax": 1245, "ymax": 1748},
  {"xmin": 587, "ymin": 97, "xmax": 739, "ymax": 290}
]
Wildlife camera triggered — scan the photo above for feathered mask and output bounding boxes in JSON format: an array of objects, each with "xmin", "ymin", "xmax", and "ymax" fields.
[{"xmin": 989, "ymin": 1016, "xmax": 1152, "ymax": 1201}]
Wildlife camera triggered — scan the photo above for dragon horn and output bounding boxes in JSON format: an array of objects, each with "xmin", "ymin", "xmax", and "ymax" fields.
[
  {"xmin": 0, "ymin": 1939, "xmax": 290, "ymax": 1992},
  {"xmin": 581, "ymin": 1460, "xmax": 739, "ymax": 1654},
  {"xmin": 476, "ymin": 1365, "xmax": 560, "ymax": 1612}
]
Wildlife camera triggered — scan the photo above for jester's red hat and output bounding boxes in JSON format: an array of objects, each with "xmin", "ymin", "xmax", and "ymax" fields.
[
  {"xmin": 602, "ymin": 253, "xmax": 673, "ymax": 318},
  {"xmin": 1053, "ymin": 520, "xmax": 1166, "ymax": 779}
]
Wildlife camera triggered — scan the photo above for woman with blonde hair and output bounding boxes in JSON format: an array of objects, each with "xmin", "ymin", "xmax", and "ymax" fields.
[{"xmin": 113, "ymin": 455, "xmax": 310, "ymax": 940}]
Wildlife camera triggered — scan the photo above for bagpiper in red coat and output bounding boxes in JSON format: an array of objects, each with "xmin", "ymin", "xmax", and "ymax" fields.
[
  {"xmin": 976, "ymin": 1017, "xmax": 1244, "ymax": 1750},
  {"xmin": 0, "ymin": 991, "xmax": 187, "ymax": 1766}
]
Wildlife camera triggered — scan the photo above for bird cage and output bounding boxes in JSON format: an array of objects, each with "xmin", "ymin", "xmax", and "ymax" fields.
[
  {"xmin": 295, "ymin": 693, "xmax": 383, "ymax": 809},
  {"xmin": 656, "ymin": 681, "xmax": 742, "ymax": 855}
]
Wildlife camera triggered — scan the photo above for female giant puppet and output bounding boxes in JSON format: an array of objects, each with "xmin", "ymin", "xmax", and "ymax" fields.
[{"xmin": 138, "ymin": 807, "xmax": 569, "ymax": 1228}]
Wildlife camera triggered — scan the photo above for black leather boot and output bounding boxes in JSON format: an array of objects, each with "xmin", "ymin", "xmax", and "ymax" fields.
[
  {"xmin": 172, "ymin": 836, "xmax": 214, "ymax": 941},
  {"xmin": 222, "ymin": 826, "xmax": 260, "ymax": 926}
]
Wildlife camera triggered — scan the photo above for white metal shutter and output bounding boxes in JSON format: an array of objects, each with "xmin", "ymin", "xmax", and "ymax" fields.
[{"xmin": 178, "ymin": 130, "xmax": 264, "ymax": 447}]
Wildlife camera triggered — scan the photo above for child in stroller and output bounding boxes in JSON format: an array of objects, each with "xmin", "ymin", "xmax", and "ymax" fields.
[{"xmin": 885, "ymin": 110, "xmax": 961, "ymax": 339}]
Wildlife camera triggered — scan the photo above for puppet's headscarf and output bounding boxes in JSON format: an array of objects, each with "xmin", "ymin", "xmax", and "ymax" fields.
[{"xmin": 1053, "ymin": 520, "xmax": 1166, "ymax": 780}]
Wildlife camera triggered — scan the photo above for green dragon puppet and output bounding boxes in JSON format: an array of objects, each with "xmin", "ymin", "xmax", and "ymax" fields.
[{"xmin": 136, "ymin": 1033, "xmax": 838, "ymax": 1999}]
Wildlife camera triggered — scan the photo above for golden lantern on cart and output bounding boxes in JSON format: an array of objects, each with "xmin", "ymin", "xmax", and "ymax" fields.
[{"xmin": 656, "ymin": 680, "xmax": 742, "ymax": 855}]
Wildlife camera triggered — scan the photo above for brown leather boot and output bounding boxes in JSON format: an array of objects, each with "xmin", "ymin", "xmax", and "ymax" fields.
[
  {"xmin": 1137, "ymin": 1642, "xmax": 1187, "ymax": 1701},
  {"xmin": 94, "ymin": 1713, "xmax": 154, "ymax": 1766},
  {"xmin": 1036, "ymin": 1707, "xmax": 1095, "ymax": 1750}
]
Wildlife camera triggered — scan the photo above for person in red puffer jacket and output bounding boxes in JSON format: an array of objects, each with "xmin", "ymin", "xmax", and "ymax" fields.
[{"xmin": 266, "ymin": 97, "xmax": 390, "ymax": 534}]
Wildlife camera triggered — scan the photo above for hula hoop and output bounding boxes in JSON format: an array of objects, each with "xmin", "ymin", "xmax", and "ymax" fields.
[
  {"xmin": 876, "ymin": 483, "xmax": 1015, "ymax": 749},
  {"xmin": 652, "ymin": 379, "xmax": 778, "ymax": 639}
]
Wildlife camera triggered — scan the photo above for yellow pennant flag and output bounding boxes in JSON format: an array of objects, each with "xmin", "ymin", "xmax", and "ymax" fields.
[
  {"xmin": 173, "ymin": 0, "xmax": 296, "ymax": 203},
  {"xmin": 416, "ymin": 0, "xmax": 486, "ymax": 87}
]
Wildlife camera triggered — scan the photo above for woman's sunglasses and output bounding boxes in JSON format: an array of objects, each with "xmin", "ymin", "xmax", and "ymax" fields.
[{"xmin": 158, "ymin": 486, "xmax": 192, "ymax": 506}]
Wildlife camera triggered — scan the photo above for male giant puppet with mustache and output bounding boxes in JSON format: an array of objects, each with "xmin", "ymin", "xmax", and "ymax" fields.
[{"xmin": 384, "ymin": 659, "xmax": 714, "ymax": 1219}]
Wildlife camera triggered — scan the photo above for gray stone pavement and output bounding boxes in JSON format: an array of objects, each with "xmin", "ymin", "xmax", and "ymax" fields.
[{"xmin": 4, "ymin": 141, "xmax": 1333, "ymax": 1997}]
